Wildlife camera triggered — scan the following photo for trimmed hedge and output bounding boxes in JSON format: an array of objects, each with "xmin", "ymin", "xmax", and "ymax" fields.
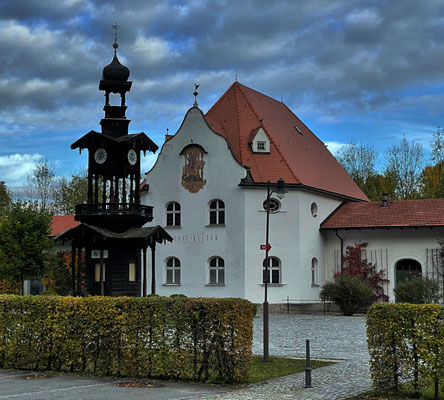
[
  {"xmin": 0, "ymin": 295, "xmax": 253, "ymax": 382},
  {"xmin": 367, "ymin": 303, "xmax": 443, "ymax": 399}
]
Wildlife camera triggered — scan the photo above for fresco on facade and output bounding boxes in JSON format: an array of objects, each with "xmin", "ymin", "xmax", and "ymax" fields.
[{"xmin": 181, "ymin": 146, "xmax": 207, "ymax": 193}]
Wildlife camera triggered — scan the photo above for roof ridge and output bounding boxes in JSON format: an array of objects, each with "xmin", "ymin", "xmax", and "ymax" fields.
[
  {"xmin": 236, "ymin": 84, "xmax": 301, "ymax": 183},
  {"xmin": 234, "ymin": 83, "xmax": 245, "ymax": 166}
]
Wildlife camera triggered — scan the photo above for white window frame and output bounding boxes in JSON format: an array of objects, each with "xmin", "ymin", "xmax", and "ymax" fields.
[
  {"xmin": 165, "ymin": 257, "xmax": 181, "ymax": 285},
  {"xmin": 209, "ymin": 199, "xmax": 225, "ymax": 225},
  {"xmin": 208, "ymin": 256, "xmax": 225, "ymax": 285},
  {"xmin": 166, "ymin": 202, "xmax": 181, "ymax": 227},
  {"xmin": 257, "ymin": 141, "xmax": 266, "ymax": 151},
  {"xmin": 128, "ymin": 261, "xmax": 136, "ymax": 282},
  {"xmin": 263, "ymin": 256, "xmax": 281, "ymax": 284}
]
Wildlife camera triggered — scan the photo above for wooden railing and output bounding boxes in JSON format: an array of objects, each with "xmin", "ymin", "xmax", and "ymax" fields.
[{"xmin": 75, "ymin": 203, "xmax": 153, "ymax": 218}]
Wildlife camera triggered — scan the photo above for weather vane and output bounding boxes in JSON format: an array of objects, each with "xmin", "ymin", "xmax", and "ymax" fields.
[
  {"xmin": 111, "ymin": 22, "xmax": 120, "ymax": 52},
  {"xmin": 193, "ymin": 83, "xmax": 200, "ymax": 107}
]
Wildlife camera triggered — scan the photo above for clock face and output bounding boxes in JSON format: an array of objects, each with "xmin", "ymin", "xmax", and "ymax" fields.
[
  {"xmin": 94, "ymin": 148, "xmax": 107, "ymax": 164},
  {"xmin": 128, "ymin": 149, "xmax": 137, "ymax": 165}
]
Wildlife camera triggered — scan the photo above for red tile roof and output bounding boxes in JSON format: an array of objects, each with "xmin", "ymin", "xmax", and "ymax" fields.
[
  {"xmin": 51, "ymin": 215, "xmax": 79, "ymax": 236},
  {"xmin": 205, "ymin": 82, "xmax": 367, "ymax": 201},
  {"xmin": 321, "ymin": 198, "xmax": 444, "ymax": 230}
]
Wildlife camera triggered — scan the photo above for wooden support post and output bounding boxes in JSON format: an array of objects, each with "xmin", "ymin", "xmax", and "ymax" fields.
[
  {"xmin": 87, "ymin": 174, "xmax": 93, "ymax": 203},
  {"xmin": 71, "ymin": 243, "xmax": 76, "ymax": 296},
  {"xmin": 94, "ymin": 174, "xmax": 99, "ymax": 203},
  {"xmin": 151, "ymin": 241, "xmax": 156, "ymax": 295},
  {"xmin": 100, "ymin": 249, "xmax": 104, "ymax": 296},
  {"xmin": 102, "ymin": 178, "xmax": 107, "ymax": 204},
  {"xmin": 142, "ymin": 246, "xmax": 147, "ymax": 297}
]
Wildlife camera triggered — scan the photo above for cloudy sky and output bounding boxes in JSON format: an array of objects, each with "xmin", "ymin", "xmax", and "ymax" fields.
[{"xmin": 1, "ymin": 0, "xmax": 444, "ymax": 188}]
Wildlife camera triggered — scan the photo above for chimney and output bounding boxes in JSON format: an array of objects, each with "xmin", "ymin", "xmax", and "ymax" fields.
[{"xmin": 381, "ymin": 193, "xmax": 389, "ymax": 207}]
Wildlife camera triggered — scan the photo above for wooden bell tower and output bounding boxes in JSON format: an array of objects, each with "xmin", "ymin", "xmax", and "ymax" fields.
[{"xmin": 57, "ymin": 27, "xmax": 172, "ymax": 297}]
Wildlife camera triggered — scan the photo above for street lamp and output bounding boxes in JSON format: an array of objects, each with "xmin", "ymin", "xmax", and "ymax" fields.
[{"xmin": 263, "ymin": 178, "xmax": 286, "ymax": 362}]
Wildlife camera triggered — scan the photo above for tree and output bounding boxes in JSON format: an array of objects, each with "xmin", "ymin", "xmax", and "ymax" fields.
[
  {"xmin": 0, "ymin": 181, "xmax": 11, "ymax": 215},
  {"xmin": 26, "ymin": 158, "xmax": 57, "ymax": 212},
  {"xmin": 53, "ymin": 170, "xmax": 91, "ymax": 215},
  {"xmin": 336, "ymin": 141, "xmax": 378, "ymax": 196},
  {"xmin": 0, "ymin": 201, "xmax": 54, "ymax": 294},
  {"xmin": 384, "ymin": 137, "xmax": 424, "ymax": 200},
  {"xmin": 420, "ymin": 163, "xmax": 443, "ymax": 199},
  {"xmin": 363, "ymin": 173, "xmax": 397, "ymax": 201},
  {"xmin": 426, "ymin": 127, "xmax": 444, "ymax": 198}
]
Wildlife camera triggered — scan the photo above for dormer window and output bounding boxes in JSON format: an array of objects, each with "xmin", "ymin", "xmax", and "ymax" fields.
[{"xmin": 249, "ymin": 127, "xmax": 270, "ymax": 154}]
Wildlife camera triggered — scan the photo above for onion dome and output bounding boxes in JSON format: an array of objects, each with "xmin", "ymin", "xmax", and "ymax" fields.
[{"xmin": 102, "ymin": 53, "xmax": 130, "ymax": 82}]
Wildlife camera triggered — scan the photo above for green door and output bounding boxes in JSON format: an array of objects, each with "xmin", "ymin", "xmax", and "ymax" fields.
[{"xmin": 395, "ymin": 259, "xmax": 421, "ymax": 286}]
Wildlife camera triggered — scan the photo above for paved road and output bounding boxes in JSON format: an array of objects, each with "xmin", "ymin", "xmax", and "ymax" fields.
[
  {"xmin": 195, "ymin": 314, "xmax": 372, "ymax": 400},
  {"xmin": 0, "ymin": 314, "xmax": 371, "ymax": 399}
]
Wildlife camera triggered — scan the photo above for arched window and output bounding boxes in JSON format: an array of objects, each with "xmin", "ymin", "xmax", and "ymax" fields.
[
  {"xmin": 166, "ymin": 202, "xmax": 181, "ymax": 226},
  {"xmin": 165, "ymin": 257, "xmax": 181, "ymax": 284},
  {"xmin": 263, "ymin": 257, "xmax": 281, "ymax": 284},
  {"xmin": 311, "ymin": 257, "xmax": 318, "ymax": 285},
  {"xmin": 395, "ymin": 259, "xmax": 421, "ymax": 285},
  {"xmin": 209, "ymin": 200, "xmax": 225, "ymax": 225},
  {"xmin": 209, "ymin": 257, "xmax": 225, "ymax": 285}
]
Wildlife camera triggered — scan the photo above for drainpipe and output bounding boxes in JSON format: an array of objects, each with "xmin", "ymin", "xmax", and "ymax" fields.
[{"xmin": 335, "ymin": 230, "xmax": 344, "ymax": 270}]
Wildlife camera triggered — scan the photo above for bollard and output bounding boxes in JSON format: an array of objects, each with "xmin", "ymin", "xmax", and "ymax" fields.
[{"xmin": 305, "ymin": 339, "xmax": 312, "ymax": 388}]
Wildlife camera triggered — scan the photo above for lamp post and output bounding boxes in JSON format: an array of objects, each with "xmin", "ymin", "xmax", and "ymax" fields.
[{"xmin": 263, "ymin": 178, "xmax": 286, "ymax": 362}]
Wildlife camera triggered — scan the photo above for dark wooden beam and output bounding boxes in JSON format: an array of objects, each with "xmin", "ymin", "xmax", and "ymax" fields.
[
  {"xmin": 142, "ymin": 246, "xmax": 147, "ymax": 297},
  {"xmin": 151, "ymin": 241, "xmax": 156, "ymax": 295}
]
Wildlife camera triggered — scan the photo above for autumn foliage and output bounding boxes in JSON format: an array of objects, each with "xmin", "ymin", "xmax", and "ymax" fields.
[
  {"xmin": 0, "ymin": 295, "xmax": 254, "ymax": 383},
  {"xmin": 339, "ymin": 242, "xmax": 389, "ymax": 302}
]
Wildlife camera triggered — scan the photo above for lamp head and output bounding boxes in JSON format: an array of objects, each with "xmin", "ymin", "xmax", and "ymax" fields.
[{"xmin": 276, "ymin": 178, "xmax": 287, "ymax": 199}]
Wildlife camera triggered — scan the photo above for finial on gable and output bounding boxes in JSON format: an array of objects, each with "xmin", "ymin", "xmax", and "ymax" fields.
[{"xmin": 193, "ymin": 83, "xmax": 200, "ymax": 107}]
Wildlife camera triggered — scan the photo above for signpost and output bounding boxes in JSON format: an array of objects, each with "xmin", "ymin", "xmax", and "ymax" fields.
[{"xmin": 260, "ymin": 244, "xmax": 272, "ymax": 251}]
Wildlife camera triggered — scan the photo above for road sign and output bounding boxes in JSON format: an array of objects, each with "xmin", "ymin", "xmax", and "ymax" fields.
[{"xmin": 260, "ymin": 244, "xmax": 271, "ymax": 251}]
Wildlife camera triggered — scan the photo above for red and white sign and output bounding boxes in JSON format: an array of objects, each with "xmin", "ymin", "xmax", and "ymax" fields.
[{"xmin": 260, "ymin": 244, "xmax": 272, "ymax": 251}]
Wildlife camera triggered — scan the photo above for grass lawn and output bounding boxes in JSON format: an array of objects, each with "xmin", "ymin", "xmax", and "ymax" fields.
[{"xmin": 247, "ymin": 355, "xmax": 332, "ymax": 384}]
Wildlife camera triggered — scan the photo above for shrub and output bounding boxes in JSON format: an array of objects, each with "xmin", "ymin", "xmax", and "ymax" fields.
[
  {"xmin": 320, "ymin": 274, "xmax": 372, "ymax": 316},
  {"xmin": 341, "ymin": 242, "xmax": 389, "ymax": 302},
  {"xmin": 394, "ymin": 275, "xmax": 442, "ymax": 304},
  {"xmin": 0, "ymin": 295, "xmax": 254, "ymax": 383},
  {"xmin": 367, "ymin": 304, "xmax": 443, "ymax": 399}
]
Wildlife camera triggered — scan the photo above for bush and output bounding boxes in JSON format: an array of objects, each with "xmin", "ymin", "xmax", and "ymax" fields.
[
  {"xmin": 0, "ymin": 295, "xmax": 254, "ymax": 383},
  {"xmin": 320, "ymin": 274, "xmax": 372, "ymax": 316},
  {"xmin": 394, "ymin": 275, "xmax": 442, "ymax": 304},
  {"xmin": 367, "ymin": 304, "xmax": 443, "ymax": 399}
]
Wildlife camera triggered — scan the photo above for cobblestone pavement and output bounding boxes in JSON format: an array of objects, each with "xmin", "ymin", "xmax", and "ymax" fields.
[{"xmin": 195, "ymin": 313, "xmax": 372, "ymax": 400}]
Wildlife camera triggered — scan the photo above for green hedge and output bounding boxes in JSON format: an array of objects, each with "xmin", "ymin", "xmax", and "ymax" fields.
[
  {"xmin": 0, "ymin": 295, "xmax": 254, "ymax": 382},
  {"xmin": 367, "ymin": 303, "xmax": 443, "ymax": 398}
]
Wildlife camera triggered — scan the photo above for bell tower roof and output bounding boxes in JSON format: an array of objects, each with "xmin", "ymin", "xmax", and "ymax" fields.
[{"xmin": 98, "ymin": 24, "xmax": 132, "ymax": 137}]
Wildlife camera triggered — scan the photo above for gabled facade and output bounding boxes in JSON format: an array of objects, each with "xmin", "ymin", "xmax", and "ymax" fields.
[{"xmin": 142, "ymin": 83, "xmax": 375, "ymax": 304}]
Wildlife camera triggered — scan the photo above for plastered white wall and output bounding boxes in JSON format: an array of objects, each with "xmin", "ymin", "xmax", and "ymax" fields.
[
  {"xmin": 324, "ymin": 228, "xmax": 444, "ymax": 301},
  {"xmin": 142, "ymin": 107, "xmax": 247, "ymax": 298}
]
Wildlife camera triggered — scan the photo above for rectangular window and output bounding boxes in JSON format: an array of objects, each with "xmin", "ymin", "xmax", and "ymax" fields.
[
  {"xmin": 129, "ymin": 262, "xmax": 136, "ymax": 282},
  {"xmin": 257, "ymin": 141, "xmax": 266, "ymax": 151},
  {"xmin": 95, "ymin": 263, "xmax": 106, "ymax": 282}
]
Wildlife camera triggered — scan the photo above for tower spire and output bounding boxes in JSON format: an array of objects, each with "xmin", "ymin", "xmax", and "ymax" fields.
[{"xmin": 111, "ymin": 22, "xmax": 120, "ymax": 55}]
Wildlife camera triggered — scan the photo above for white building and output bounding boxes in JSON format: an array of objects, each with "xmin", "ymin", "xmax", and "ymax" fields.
[{"xmin": 142, "ymin": 82, "xmax": 444, "ymax": 304}]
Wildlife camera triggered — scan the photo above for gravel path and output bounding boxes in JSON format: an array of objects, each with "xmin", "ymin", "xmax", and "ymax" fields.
[{"xmin": 196, "ymin": 313, "xmax": 372, "ymax": 400}]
